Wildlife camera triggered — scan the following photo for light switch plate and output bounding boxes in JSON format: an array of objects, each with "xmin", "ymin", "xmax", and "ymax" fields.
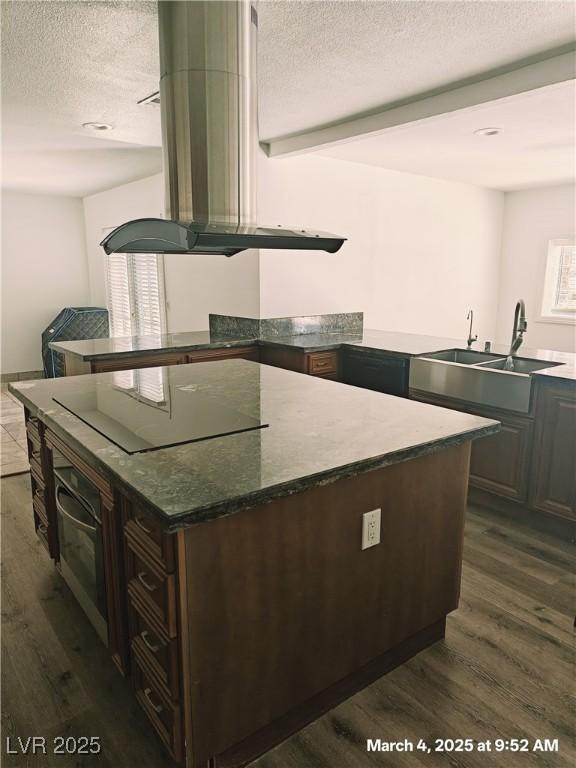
[{"xmin": 362, "ymin": 508, "xmax": 381, "ymax": 550}]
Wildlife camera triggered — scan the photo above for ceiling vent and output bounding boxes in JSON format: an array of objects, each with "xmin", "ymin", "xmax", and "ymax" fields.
[{"xmin": 137, "ymin": 91, "xmax": 161, "ymax": 106}]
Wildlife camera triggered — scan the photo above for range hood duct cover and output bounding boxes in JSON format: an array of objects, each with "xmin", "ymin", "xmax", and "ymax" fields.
[{"xmin": 101, "ymin": 1, "xmax": 345, "ymax": 257}]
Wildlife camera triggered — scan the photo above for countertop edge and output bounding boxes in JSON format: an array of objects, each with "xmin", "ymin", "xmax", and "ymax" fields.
[
  {"xmin": 160, "ymin": 422, "xmax": 499, "ymax": 531},
  {"xmin": 49, "ymin": 337, "xmax": 259, "ymax": 361}
]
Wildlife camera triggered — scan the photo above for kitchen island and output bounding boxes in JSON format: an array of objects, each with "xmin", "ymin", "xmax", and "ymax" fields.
[{"xmin": 10, "ymin": 361, "xmax": 497, "ymax": 767}]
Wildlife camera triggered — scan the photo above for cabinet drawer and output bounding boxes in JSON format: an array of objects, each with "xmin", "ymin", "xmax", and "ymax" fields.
[
  {"xmin": 35, "ymin": 520, "xmax": 51, "ymax": 555},
  {"xmin": 126, "ymin": 539, "xmax": 177, "ymax": 638},
  {"xmin": 307, "ymin": 351, "xmax": 338, "ymax": 376},
  {"xmin": 132, "ymin": 654, "xmax": 182, "ymax": 762},
  {"xmin": 94, "ymin": 353, "xmax": 186, "ymax": 373},
  {"xmin": 29, "ymin": 452, "xmax": 44, "ymax": 481},
  {"xmin": 32, "ymin": 488, "xmax": 49, "ymax": 527},
  {"xmin": 186, "ymin": 345, "xmax": 259, "ymax": 364},
  {"xmin": 130, "ymin": 604, "xmax": 180, "ymax": 701},
  {"xmin": 125, "ymin": 513, "xmax": 175, "ymax": 573},
  {"xmin": 29, "ymin": 459, "xmax": 45, "ymax": 489},
  {"xmin": 26, "ymin": 419, "xmax": 41, "ymax": 449}
]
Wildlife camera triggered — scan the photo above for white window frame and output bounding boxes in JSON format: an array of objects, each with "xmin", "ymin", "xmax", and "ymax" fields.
[
  {"xmin": 103, "ymin": 227, "xmax": 168, "ymax": 405},
  {"xmin": 103, "ymin": 227, "xmax": 168, "ymax": 339},
  {"xmin": 112, "ymin": 367, "xmax": 168, "ymax": 408},
  {"xmin": 538, "ymin": 239, "xmax": 576, "ymax": 326}
]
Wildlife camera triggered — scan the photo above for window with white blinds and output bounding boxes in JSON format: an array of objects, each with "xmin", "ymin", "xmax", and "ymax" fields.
[
  {"xmin": 112, "ymin": 367, "xmax": 167, "ymax": 406},
  {"xmin": 105, "ymin": 252, "xmax": 166, "ymax": 338},
  {"xmin": 540, "ymin": 240, "xmax": 576, "ymax": 323},
  {"xmin": 106, "ymin": 254, "xmax": 133, "ymax": 338}
]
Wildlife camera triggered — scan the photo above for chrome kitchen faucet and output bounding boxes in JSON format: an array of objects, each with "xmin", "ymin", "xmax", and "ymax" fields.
[
  {"xmin": 505, "ymin": 299, "xmax": 528, "ymax": 369},
  {"xmin": 466, "ymin": 309, "xmax": 478, "ymax": 349}
]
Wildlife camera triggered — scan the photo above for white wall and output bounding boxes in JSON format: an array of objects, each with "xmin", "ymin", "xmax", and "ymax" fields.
[
  {"xmin": 495, "ymin": 183, "xmax": 575, "ymax": 353},
  {"xmin": 83, "ymin": 174, "xmax": 260, "ymax": 332},
  {"xmin": 258, "ymin": 152, "xmax": 504, "ymax": 341},
  {"xmin": 4, "ymin": 161, "xmax": 568, "ymax": 377},
  {"xmin": 83, "ymin": 174, "xmax": 164, "ymax": 307},
  {"xmin": 1, "ymin": 190, "xmax": 90, "ymax": 373},
  {"xmin": 82, "ymin": 154, "xmax": 504, "ymax": 341}
]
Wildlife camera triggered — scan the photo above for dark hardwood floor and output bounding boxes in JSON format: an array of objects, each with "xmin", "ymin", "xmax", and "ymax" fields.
[{"xmin": 2, "ymin": 474, "xmax": 574, "ymax": 767}]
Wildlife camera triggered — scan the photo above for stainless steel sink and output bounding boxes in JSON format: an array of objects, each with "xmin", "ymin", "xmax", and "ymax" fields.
[
  {"xmin": 423, "ymin": 349, "xmax": 504, "ymax": 365},
  {"xmin": 476, "ymin": 358, "xmax": 562, "ymax": 374},
  {"xmin": 409, "ymin": 351, "xmax": 561, "ymax": 413}
]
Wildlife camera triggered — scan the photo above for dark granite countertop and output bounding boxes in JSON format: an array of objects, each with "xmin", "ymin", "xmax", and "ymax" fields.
[
  {"xmin": 260, "ymin": 329, "xmax": 464, "ymax": 356},
  {"xmin": 50, "ymin": 327, "xmax": 576, "ymax": 381},
  {"xmin": 10, "ymin": 361, "xmax": 498, "ymax": 530},
  {"xmin": 531, "ymin": 364, "xmax": 576, "ymax": 382},
  {"xmin": 51, "ymin": 327, "xmax": 468, "ymax": 360},
  {"xmin": 49, "ymin": 331, "xmax": 257, "ymax": 361}
]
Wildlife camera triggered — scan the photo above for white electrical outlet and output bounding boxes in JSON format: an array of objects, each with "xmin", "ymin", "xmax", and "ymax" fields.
[{"xmin": 361, "ymin": 508, "xmax": 381, "ymax": 550}]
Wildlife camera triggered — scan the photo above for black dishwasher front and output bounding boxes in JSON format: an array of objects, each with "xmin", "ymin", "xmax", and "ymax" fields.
[{"xmin": 342, "ymin": 350, "xmax": 409, "ymax": 397}]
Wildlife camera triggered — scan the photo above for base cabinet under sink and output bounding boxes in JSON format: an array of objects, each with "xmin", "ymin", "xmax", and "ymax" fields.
[
  {"xmin": 468, "ymin": 411, "xmax": 533, "ymax": 502},
  {"xmin": 410, "ymin": 390, "xmax": 533, "ymax": 503},
  {"xmin": 410, "ymin": 382, "xmax": 576, "ymax": 532}
]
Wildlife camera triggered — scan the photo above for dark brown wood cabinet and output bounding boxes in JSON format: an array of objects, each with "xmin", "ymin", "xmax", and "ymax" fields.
[
  {"xmin": 24, "ymin": 411, "xmax": 59, "ymax": 559},
  {"xmin": 411, "ymin": 378, "xmax": 576, "ymax": 532},
  {"xmin": 64, "ymin": 345, "xmax": 260, "ymax": 376},
  {"xmin": 409, "ymin": 390, "xmax": 533, "ymax": 502},
  {"xmin": 123, "ymin": 500, "xmax": 184, "ymax": 763},
  {"xmin": 186, "ymin": 345, "xmax": 259, "ymax": 365},
  {"xmin": 91, "ymin": 352, "xmax": 187, "ymax": 373},
  {"xmin": 19, "ymin": 400, "xmax": 473, "ymax": 768},
  {"xmin": 468, "ymin": 409, "xmax": 533, "ymax": 502},
  {"xmin": 529, "ymin": 380, "xmax": 576, "ymax": 520},
  {"xmin": 306, "ymin": 350, "xmax": 340, "ymax": 378},
  {"xmin": 259, "ymin": 345, "xmax": 341, "ymax": 380}
]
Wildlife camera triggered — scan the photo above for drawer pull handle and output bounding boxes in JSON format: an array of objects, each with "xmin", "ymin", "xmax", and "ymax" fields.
[
  {"xmin": 137, "ymin": 571, "xmax": 157, "ymax": 592},
  {"xmin": 141, "ymin": 630, "xmax": 160, "ymax": 654},
  {"xmin": 134, "ymin": 517, "xmax": 153, "ymax": 534},
  {"xmin": 143, "ymin": 687, "xmax": 163, "ymax": 714},
  {"xmin": 37, "ymin": 523, "xmax": 47, "ymax": 535}
]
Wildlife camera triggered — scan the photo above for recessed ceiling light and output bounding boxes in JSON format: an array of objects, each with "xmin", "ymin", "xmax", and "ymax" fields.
[
  {"xmin": 474, "ymin": 127, "xmax": 501, "ymax": 137},
  {"xmin": 82, "ymin": 122, "xmax": 113, "ymax": 132}
]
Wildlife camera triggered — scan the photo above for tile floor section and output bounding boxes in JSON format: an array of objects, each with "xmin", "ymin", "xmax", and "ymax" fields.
[{"xmin": 0, "ymin": 385, "xmax": 29, "ymax": 477}]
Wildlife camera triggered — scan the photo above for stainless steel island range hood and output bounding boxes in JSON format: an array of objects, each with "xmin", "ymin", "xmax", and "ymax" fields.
[{"xmin": 101, "ymin": 1, "xmax": 345, "ymax": 257}]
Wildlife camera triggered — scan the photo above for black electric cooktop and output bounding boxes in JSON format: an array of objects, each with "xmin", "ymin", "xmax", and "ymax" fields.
[{"xmin": 53, "ymin": 370, "xmax": 267, "ymax": 454}]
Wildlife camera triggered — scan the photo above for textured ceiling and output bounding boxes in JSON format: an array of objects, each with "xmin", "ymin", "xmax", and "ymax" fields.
[
  {"xmin": 258, "ymin": 0, "xmax": 576, "ymax": 140},
  {"xmin": 1, "ymin": 0, "xmax": 162, "ymax": 196},
  {"xmin": 319, "ymin": 81, "xmax": 576, "ymax": 190},
  {"xmin": 1, "ymin": 0, "xmax": 575, "ymax": 196}
]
